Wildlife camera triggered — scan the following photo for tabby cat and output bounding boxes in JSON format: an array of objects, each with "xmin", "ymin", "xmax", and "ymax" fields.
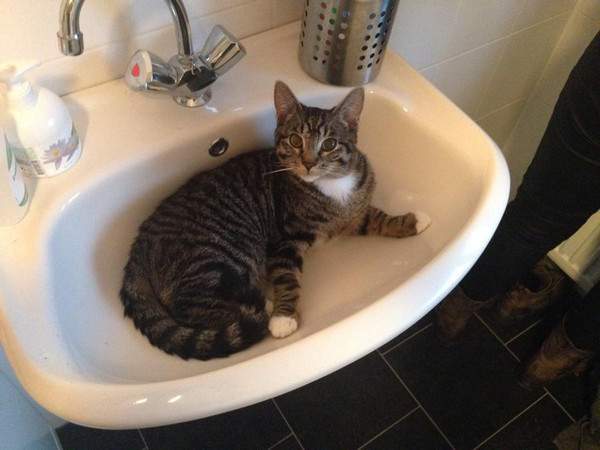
[{"xmin": 120, "ymin": 81, "xmax": 430, "ymax": 360}]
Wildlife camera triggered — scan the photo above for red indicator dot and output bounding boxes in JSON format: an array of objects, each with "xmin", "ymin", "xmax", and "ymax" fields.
[{"xmin": 131, "ymin": 63, "xmax": 140, "ymax": 77}]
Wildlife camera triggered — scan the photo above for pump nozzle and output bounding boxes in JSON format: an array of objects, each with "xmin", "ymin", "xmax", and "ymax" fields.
[
  {"xmin": 0, "ymin": 61, "xmax": 41, "ymax": 86},
  {"xmin": 0, "ymin": 61, "xmax": 42, "ymax": 104}
]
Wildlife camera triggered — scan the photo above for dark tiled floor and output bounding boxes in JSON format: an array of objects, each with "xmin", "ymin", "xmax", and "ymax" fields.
[
  {"xmin": 270, "ymin": 435, "xmax": 303, "ymax": 450},
  {"xmin": 362, "ymin": 408, "xmax": 451, "ymax": 450},
  {"xmin": 56, "ymin": 426, "xmax": 145, "ymax": 450},
  {"xmin": 59, "ymin": 305, "xmax": 593, "ymax": 450},
  {"xmin": 275, "ymin": 352, "xmax": 416, "ymax": 450},
  {"xmin": 142, "ymin": 400, "xmax": 289, "ymax": 450},
  {"xmin": 385, "ymin": 316, "xmax": 543, "ymax": 449},
  {"xmin": 478, "ymin": 395, "xmax": 572, "ymax": 450}
]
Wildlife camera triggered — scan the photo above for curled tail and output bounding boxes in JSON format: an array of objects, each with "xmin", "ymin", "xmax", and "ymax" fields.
[{"xmin": 119, "ymin": 274, "xmax": 269, "ymax": 360}]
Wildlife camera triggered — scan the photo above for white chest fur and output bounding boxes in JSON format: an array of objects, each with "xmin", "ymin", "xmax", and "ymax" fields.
[{"xmin": 314, "ymin": 174, "xmax": 357, "ymax": 204}]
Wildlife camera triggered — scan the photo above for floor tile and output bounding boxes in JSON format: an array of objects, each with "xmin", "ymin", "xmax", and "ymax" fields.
[
  {"xmin": 57, "ymin": 424, "xmax": 145, "ymax": 450},
  {"xmin": 270, "ymin": 435, "xmax": 303, "ymax": 450},
  {"xmin": 378, "ymin": 311, "xmax": 434, "ymax": 354},
  {"xmin": 478, "ymin": 395, "xmax": 572, "ymax": 449},
  {"xmin": 509, "ymin": 318, "xmax": 600, "ymax": 420},
  {"xmin": 362, "ymin": 408, "xmax": 451, "ymax": 450},
  {"xmin": 141, "ymin": 400, "xmax": 289, "ymax": 450},
  {"xmin": 276, "ymin": 352, "xmax": 416, "ymax": 450},
  {"xmin": 385, "ymin": 316, "xmax": 543, "ymax": 449}
]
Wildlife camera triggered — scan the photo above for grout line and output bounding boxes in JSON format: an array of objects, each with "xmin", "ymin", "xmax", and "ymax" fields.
[
  {"xmin": 381, "ymin": 323, "xmax": 433, "ymax": 355},
  {"xmin": 137, "ymin": 429, "xmax": 150, "ymax": 450},
  {"xmin": 475, "ymin": 312, "xmax": 577, "ymax": 424},
  {"xmin": 272, "ymin": 399, "xmax": 305, "ymax": 450},
  {"xmin": 474, "ymin": 313, "xmax": 522, "ymax": 362},
  {"xmin": 472, "ymin": 392, "xmax": 548, "ymax": 449},
  {"xmin": 545, "ymin": 389, "xmax": 577, "ymax": 423},
  {"xmin": 475, "ymin": 96, "xmax": 529, "ymax": 122},
  {"xmin": 577, "ymin": 5, "xmax": 600, "ymax": 21},
  {"xmin": 357, "ymin": 406, "xmax": 420, "ymax": 450},
  {"xmin": 268, "ymin": 432, "xmax": 294, "ymax": 450},
  {"xmin": 418, "ymin": 9, "xmax": 573, "ymax": 73},
  {"xmin": 377, "ymin": 351, "xmax": 456, "ymax": 449},
  {"xmin": 504, "ymin": 319, "xmax": 542, "ymax": 345}
]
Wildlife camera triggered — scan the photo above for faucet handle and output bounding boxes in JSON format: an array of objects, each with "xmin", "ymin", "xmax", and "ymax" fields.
[
  {"xmin": 199, "ymin": 25, "xmax": 246, "ymax": 76},
  {"xmin": 125, "ymin": 50, "xmax": 178, "ymax": 92}
]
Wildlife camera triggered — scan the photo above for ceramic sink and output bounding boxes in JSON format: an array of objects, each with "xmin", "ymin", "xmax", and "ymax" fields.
[{"xmin": 0, "ymin": 23, "xmax": 509, "ymax": 428}]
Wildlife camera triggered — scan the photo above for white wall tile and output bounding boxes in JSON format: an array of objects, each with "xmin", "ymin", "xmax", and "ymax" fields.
[
  {"xmin": 0, "ymin": 374, "xmax": 59, "ymax": 449},
  {"xmin": 389, "ymin": 0, "xmax": 461, "ymax": 70},
  {"xmin": 447, "ymin": 0, "xmax": 524, "ymax": 57},
  {"xmin": 534, "ymin": 9, "xmax": 600, "ymax": 108},
  {"xmin": 192, "ymin": 0, "xmax": 273, "ymax": 45},
  {"xmin": 390, "ymin": 0, "xmax": 525, "ymax": 69},
  {"xmin": 0, "ymin": 348, "xmax": 60, "ymax": 449},
  {"xmin": 420, "ymin": 39, "xmax": 506, "ymax": 118},
  {"xmin": 501, "ymin": 1, "xmax": 599, "ymax": 195},
  {"xmin": 577, "ymin": 0, "xmax": 600, "ymax": 20},
  {"xmin": 503, "ymin": 97, "xmax": 555, "ymax": 197},
  {"xmin": 512, "ymin": 0, "xmax": 576, "ymax": 31},
  {"xmin": 0, "ymin": 348, "xmax": 65, "ymax": 430},
  {"xmin": 479, "ymin": 13, "xmax": 569, "ymax": 116},
  {"xmin": 10, "ymin": 0, "xmax": 275, "ymax": 97},
  {"xmin": 477, "ymin": 99, "xmax": 526, "ymax": 148},
  {"xmin": 0, "ymin": 1, "xmax": 62, "ymax": 62},
  {"xmin": 0, "ymin": 0, "xmax": 273, "ymax": 96},
  {"xmin": 79, "ymin": 0, "xmax": 255, "ymax": 50},
  {"xmin": 272, "ymin": 0, "xmax": 304, "ymax": 28},
  {"xmin": 0, "ymin": 0, "xmax": 253, "ymax": 62}
]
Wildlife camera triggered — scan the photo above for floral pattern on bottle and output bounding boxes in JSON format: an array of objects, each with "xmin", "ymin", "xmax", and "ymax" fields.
[{"xmin": 43, "ymin": 125, "xmax": 80, "ymax": 170}]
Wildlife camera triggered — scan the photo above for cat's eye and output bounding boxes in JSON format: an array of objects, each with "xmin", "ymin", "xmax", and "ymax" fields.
[
  {"xmin": 321, "ymin": 138, "xmax": 338, "ymax": 152},
  {"xmin": 289, "ymin": 133, "xmax": 303, "ymax": 148}
]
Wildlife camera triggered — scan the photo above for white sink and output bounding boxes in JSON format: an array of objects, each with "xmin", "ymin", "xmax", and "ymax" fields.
[{"xmin": 0, "ymin": 23, "xmax": 509, "ymax": 429}]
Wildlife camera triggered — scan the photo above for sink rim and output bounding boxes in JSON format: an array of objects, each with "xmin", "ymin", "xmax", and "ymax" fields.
[{"xmin": 0, "ymin": 23, "xmax": 509, "ymax": 428}]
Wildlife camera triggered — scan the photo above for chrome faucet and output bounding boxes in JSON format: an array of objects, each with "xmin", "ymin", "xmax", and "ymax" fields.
[{"xmin": 57, "ymin": 0, "xmax": 245, "ymax": 107}]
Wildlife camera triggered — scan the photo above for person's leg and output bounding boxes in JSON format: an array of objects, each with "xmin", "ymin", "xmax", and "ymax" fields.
[
  {"xmin": 520, "ymin": 283, "xmax": 599, "ymax": 388},
  {"xmin": 566, "ymin": 283, "xmax": 600, "ymax": 352},
  {"xmin": 436, "ymin": 31, "xmax": 600, "ymax": 341}
]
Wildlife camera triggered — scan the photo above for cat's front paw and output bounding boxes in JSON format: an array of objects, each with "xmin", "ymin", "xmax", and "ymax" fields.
[
  {"xmin": 269, "ymin": 315, "xmax": 298, "ymax": 338},
  {"xmin": 414, "ymin": 211, "xmax": 431, "ymax": 234},
  {"xmin": 388, "ymin": 211, "xmax": 432, "ymax": 237}
]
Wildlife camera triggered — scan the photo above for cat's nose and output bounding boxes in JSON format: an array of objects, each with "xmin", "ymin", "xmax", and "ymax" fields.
[{"xmin": 304, "ymin": 161, "xmax": 317, "ymax": 170}]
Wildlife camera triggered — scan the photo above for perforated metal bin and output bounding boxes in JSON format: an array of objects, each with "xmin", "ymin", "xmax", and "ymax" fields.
[{"xmin": 298, "ymin": 0, "xmax": 399, "ymax": 86}]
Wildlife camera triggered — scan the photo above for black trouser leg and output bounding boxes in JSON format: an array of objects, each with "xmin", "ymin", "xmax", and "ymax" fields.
[
  {"xmin": 564, "ymin": 283, "xmax": 600, "ymax": 352},
  {"xmin": 459, "ymin": 31, "xmax": 600, "ymax": 302}
]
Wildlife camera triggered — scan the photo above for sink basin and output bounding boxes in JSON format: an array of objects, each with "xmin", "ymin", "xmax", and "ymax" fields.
[{"xmin": 0, "ymin": 23, "xmax": 509, "ymax": 429}]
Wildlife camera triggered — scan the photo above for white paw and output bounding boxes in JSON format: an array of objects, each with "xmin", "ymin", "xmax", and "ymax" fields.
[
  {"xmin": 269, "ymin": 315, "xmax": 298, "ymax": 338},
  {"xmin": 414, "ymin": 211, "xmax": 431, "ymax": 234}
]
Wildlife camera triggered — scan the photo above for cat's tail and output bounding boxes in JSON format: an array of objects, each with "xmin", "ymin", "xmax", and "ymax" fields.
[{"xmin": 119, "ymin": 275, "xmax": 269, "ymax": 360}]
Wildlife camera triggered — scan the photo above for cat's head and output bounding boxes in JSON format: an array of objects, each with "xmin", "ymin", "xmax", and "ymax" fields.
[{"xmin": 273, "ymin": 81, "xmax": 364, "ymax": 182}]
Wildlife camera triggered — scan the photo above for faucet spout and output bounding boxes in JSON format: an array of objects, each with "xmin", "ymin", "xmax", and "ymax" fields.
[
  {"xmin": 58, "ymin": 0, "xmax": 84, "ymax": 56},
  {"xmin": 58, "ymin": 0, "xmax": 193, "ymax": 57},
  {"xmin": 58, "ymin": 0, "xmax": 245, "ymax": 107}
]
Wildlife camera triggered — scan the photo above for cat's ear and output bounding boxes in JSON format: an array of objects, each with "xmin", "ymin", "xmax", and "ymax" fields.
[
  {"xmin": 274, "ymin": 81, "xmax": 301, "ymax": 125},
  {"xmin": 333, "ymin": 87, "xmax": 364, "ymax": 131}
]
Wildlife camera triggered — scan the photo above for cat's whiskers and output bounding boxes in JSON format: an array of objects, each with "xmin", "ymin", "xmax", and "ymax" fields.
[{"xmin": 263, "ymin": 167, "xmax": 295, "ymax": 177}]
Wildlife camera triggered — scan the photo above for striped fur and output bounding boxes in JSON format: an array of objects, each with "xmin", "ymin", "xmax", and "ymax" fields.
[{"xmin": 120, "ymin": 81, "xmax": 429, "ymax": 360}]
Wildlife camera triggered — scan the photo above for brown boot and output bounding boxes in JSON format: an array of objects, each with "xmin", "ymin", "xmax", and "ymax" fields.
[
  {"xmin": 496, "ymin": 257, "xmax": 567, "ymax": 324},
  {"xmin": 435, "ymin": 287, "xmax": 495, "ymax": 344},
  {"xmin": 519, "ymin": 317, "xmax": 595, "ymax": 389}
]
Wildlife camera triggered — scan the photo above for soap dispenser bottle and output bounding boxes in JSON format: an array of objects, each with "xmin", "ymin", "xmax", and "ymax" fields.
[
  {"xmin": 0, "ymin": 127, "xmax": 29, "ymax": 226},
  {"xmin": 0, "ymin": 61, "xmax": 81, "ymax": 177}
]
